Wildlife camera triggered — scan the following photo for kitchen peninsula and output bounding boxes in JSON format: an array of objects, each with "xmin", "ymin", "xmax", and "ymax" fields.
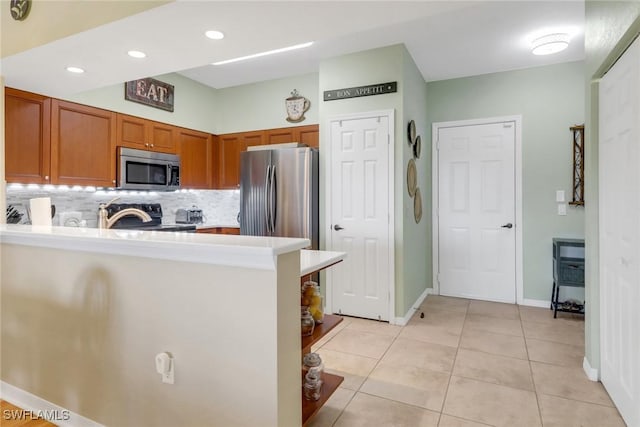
[{"xmin": 0, "ymin": 225, "xmax": 345, "ymax": 427}]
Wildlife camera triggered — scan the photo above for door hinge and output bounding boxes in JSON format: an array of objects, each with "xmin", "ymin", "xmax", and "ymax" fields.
[
  {"xmin": 436, "ymin": 139, "xmax": 440, "ymax": 150},
  {"xmin": 437, "ymin": 273, "xmax": 441, "ymax": 284},
  {"xmin": 387, "ymin": 133, "xmax": 391, "ymax": 144}
]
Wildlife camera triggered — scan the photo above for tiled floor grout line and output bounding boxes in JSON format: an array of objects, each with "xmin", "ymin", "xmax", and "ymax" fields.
[
  {"xmin": 436, "ymin": 302, "xmax": 469, "ymax": 425},
  {"xmin": 519, "ymin": 306, "xmax": 545, "ymax": 426}
]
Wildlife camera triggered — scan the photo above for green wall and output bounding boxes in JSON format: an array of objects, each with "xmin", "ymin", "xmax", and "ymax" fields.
[
  {"xmin": 584, "ymin": 0, "xmax": 640, "ymax": 374},
  {"xmin": 426, "ymin": 61, "xmax": 585, "ymax": 302},
  {"xmin": 65, "ymin": 72, "xmax": 219, "ymax": 134},
  {"xmin": 215, "ymin": 73, "xmax": 319, "ymax": 134},
  {"xmin": 401, "ymin": 47, "xmax": 430, "ymax": 315},
  {"xmin": 66, "ymin": 72, "xmax": 319, "ymax": 136},
  {"xmin": 319, "ymin": 44, "xmax": 429, "ymax": 320}
]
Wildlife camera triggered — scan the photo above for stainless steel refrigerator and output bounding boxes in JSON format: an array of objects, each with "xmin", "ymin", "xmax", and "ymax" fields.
[{"xmin": 239, "ymin": 146, "xmax": 319, "ymax": 249}]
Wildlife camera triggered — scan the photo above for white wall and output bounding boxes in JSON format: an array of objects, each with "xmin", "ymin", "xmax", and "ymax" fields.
[{"xmin": 1, "ymin": 244, "xmax": 301, "ymax": 426}]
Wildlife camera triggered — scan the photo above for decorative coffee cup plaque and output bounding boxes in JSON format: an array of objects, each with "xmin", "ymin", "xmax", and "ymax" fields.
[{"xmin": 285, "ymin": 89, "xmax": 310, "ymax": 123}]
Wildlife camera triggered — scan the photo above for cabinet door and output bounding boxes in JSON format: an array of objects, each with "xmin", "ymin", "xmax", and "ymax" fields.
[
  {"xmin": 4, "ymin": 88, "xmax": 51, "ymax": 184},
  {"xmin": 297, "ymin": 125, "xmax": 319, "ymax": 148},
  {"xmin": 117, "ymin": 114, "xmax": 177, "ymax": 153},
  {"xmin": 51, "ymin": 100, "xmax": 116, "ymax": 186},
  {"xmin": 149, "ymin": 121, "xmax": 177, "ymax": 153},
  {"xmin": 178, "ymin": 128, "xmax": 211, "ymax": 189},
  {"xmin": 117, "ymin": 114, "xmax": 147, "ymax": 150},
  {"xmin": 217, "ymin": 134, "xmax": 247, "ymax": 189},
  {"xmin": 265, "ymin": 128, "xmax": 296, "ymax": 145}
]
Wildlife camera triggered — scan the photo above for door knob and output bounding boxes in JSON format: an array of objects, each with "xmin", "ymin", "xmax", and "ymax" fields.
[
  {"xmin": 334, "ymin": 224, "xmax": 344, "ymax": 231},
  {"xmin": 501, "ymin": 223, "xmax": 513, "ymax": 229}
]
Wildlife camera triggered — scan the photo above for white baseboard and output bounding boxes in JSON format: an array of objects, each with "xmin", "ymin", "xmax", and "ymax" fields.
[
  {"xmin": 392, "ymin": 287, "xmax": 431, "ymax": 326},
  {"xmin": 1, "ymin": 381, "xmax": 103, "ymax": 427},
  {"xmin": 583, "ymin": 357, "xmax": 599, "ymax": 382},
  {"xmin": 521, "ymin": 298, "xmax": 551, "ymax": 308}
]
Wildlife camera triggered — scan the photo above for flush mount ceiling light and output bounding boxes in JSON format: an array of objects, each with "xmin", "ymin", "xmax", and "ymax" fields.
[
  {"xmin": 212, "ymin": 41, "xmax": 313, "ymax": 65},
  {"xmin": 66, "ymin": 66, "xmax": 85, "ymax": 74},
  {"xmin": 531, "ymin": 33, "xmax": 570, "ymax": 56},
  {"xmin": 128, "ymin": 50, "xmax": 147, "ymax": 58},
  {"xmin": 205, "ymin": 30, "xmax": 225, "ymax": 40}
]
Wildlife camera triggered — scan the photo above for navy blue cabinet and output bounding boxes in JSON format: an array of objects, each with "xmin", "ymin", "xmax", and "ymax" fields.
[{"xmin": 551, "ymin": 238, "xmax": 585, "ymax": 318}]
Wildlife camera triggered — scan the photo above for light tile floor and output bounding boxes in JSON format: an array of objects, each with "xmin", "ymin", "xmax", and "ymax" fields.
[{"xmin": 308, "ymin": 296, "xmax": 626, "ymax": 427}]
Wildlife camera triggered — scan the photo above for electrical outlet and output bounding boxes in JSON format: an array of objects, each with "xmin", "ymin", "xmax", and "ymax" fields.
[
  {"xmin": 556, "ymin": 190, "xmax": 565, "ymax": 202},
  {"xmin": 558, "ymin": 203, "xmax": 567, "ymax": 216}
]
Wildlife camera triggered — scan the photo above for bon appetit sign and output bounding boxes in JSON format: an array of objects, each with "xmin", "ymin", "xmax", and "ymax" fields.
[
  {"xmin": 125, "ymin": 77, "xmax": 174, "ymax": 112},
  {"xmin": 323, "ymin": 81, "xmax": 397, "ymax": 101}
]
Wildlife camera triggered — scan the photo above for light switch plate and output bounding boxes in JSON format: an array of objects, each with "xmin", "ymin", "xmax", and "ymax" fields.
[
  {"xmin": 558, "ymin": 203, "xmax": 567, "ymax": 216},
  {"xmin": 556, "ymin": 190, "xmax": 565, "ymax": 202}
]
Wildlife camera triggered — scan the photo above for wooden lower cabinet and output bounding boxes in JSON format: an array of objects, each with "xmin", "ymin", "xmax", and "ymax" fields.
[
  {"xmin": 4, "ymin": 88, "xmax": 52, "ymax": 184},
  {"xmin": 178, "ymin": 128, "xmax": 212, "ymax": 189},
  {"xmin": 51, "ymin": 100, "xmax": 116, "ymax": 187}
]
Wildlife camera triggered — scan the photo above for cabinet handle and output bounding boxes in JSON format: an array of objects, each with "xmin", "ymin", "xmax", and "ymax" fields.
[
  {"xmin": 44, "ymin": 175, "xmax": 49, "ymax": 180},
  {"xmin": 145, "ymin": 143, "xmax": 149, "ymax": 147},
  {"xmin": 150, "ymin": 143, "xmax": 154, "ymax": 148},
  {"xmin": 112, "ymin": 180, "xmax": 116, "ymax": 184}
]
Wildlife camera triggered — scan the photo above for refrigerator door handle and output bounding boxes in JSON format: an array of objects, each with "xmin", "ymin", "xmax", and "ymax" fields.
[
  {"xmin": 265, "ymin": 165, "xmax": 272, "ymax": 233},
  {"xmin": 270, "ymin": 165, "xmax": 277, "ymax": 233}
]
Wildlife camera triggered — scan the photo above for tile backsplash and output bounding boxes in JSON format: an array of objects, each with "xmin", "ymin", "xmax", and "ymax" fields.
[{"xmin": 6, "ymin": 185, "xmax": 240, "ymax": 228}]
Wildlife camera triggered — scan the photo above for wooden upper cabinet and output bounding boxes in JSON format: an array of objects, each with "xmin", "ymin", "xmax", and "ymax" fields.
[
  {"xmin": 51, "ymin": 100, "xmax": 116, "ymax": 187},
  {"xmin": 117, "ymin": 114, "xmax": 176, "ymax": 153},
  {"xmin": 265, "ymin": 128, "xmax": 296, "ymax": 145},
  {"xmin": 217, "ymin": 134, "xmax": 247, "ymax": 189},
  {"xmin": 297, "ymin": 125, "xmax": 319, "ymax": 149},
  {"xmin": 264, "ymin": 125, "xmax": 319, "ymax": 148},
  {"xmin": 178, "ymin": 128, "xmax": 212, "ymax": 189},
  {"xmin": 4, "ymin": 88, "xmax": 52, "ymax": 184}
]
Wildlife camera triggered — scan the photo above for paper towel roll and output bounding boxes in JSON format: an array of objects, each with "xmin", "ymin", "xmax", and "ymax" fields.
[{"xmin": 30, "ymin": 197, "xmax": 53, "ymax": 226}]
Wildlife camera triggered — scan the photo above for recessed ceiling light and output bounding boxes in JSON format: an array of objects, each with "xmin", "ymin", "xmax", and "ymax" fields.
[
  {"xmin": 531, "ymin": 33, "xmax": 570, "ymax": 56},
  {"xmin": 205, "ymin": 30, "xmax": 225, "ymax": 40},
  {"xmin": 128, "ymin": 50, "xmax": 147, "ymax": 58},
  {"xmin": 66, "ymin": 66, "xmax": 85, "ymax": 74},
  {"xmin": 212, "ymin": 41, "xmax": 313, "ymax": 65}
]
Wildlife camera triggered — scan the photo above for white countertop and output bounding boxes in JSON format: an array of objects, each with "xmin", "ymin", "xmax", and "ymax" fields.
[
  {"xmin": 0, "ymin": 224, "xmax": 309, "ymax": 271},
  {"xmin": 0, "ymin": 225, "xmax": 346, "ymax": 275},
  {"xmin": 300, "ymin": 249, "xmax": 346, "ymax": 276}
]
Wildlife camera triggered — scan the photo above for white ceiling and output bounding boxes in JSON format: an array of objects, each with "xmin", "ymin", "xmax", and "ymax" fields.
[{"xmin": 1, "ymin": 1, "xmax": 584, "ymax": 98}]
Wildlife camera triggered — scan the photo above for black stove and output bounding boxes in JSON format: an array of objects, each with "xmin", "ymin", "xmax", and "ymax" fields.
[{"xmin": 106, "ymin": 203, "xmax": 196, "ymax": 232}]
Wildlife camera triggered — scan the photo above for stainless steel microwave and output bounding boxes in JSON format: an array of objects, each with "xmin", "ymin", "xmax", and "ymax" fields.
[{"xmin": 117, "ymin": 147, "xmax": 180, "ymax": 191}]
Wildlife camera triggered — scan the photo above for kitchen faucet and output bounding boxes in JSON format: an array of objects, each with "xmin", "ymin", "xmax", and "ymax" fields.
[{"xmin": 98, "ymin": 197, "xmax": 152, "ymax": 230}]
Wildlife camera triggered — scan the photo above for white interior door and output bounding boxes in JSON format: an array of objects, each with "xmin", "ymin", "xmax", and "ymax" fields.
[
  {"xmin": 327, "ymin": 112, "xmax": 392, "ymax": 321},
  {"xmin": 437, "ymin": 121, "xmax": 516, "ymax": 303},
  {"xmin": 599, "ymin": 36, "xmax": 640, "ymax": 427}
]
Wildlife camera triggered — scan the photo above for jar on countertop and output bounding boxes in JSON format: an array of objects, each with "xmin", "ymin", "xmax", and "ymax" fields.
[{"xmin": 301, "ymin": 280, "xmax": 324, "ymax": 324}]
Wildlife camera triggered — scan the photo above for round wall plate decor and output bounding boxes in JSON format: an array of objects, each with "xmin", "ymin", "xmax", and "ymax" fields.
[
  {"xmin": 413, "ymin": 135, "xmax": 421, "ymax": 159},
  {"xmin": 407, "ymin": 158, "xmax": 417, "ymax": 197},
  {"xmin": 407, "ymin": 120, "xmax": 416, "ymax": 145},
  {"xmin": 414, "ymin": 187, "xmax": 423, "ymax": 223}
]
